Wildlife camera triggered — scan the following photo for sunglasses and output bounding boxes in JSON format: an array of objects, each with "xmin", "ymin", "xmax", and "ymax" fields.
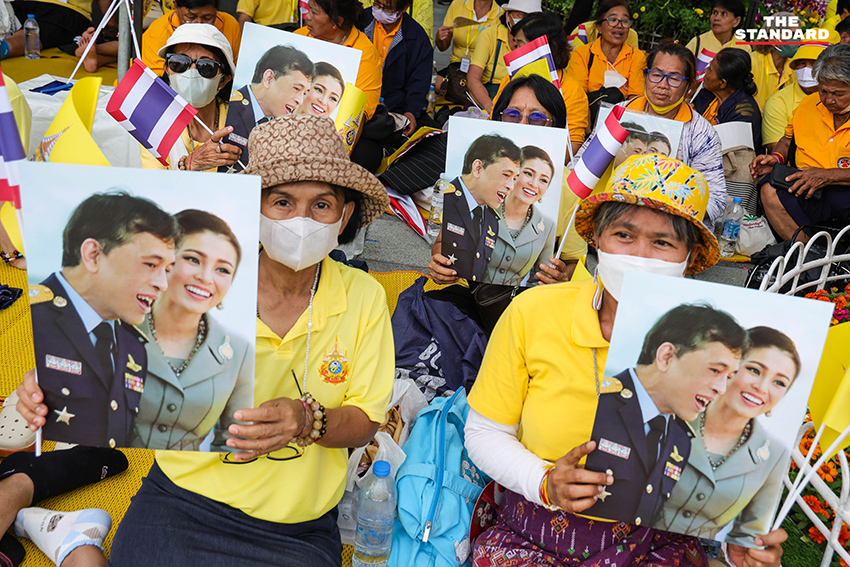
[
  {"xmin": 501, "ymin": 108, "xmax": 552, "ymax": 126},
  {"xmin": 165, "ymin": 53, "xmax": 223, "ymax": 79},
  {"xmin": 645, "ymin": 69, "xmax": 687, "ymax": 88}
]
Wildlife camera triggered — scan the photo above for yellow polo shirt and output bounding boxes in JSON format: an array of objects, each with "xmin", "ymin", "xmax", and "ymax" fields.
[
  {"xmin": 156, "ymin": 258, "xmax": 395, "ymax": 523},
  {"xmin": 362, "ymin": 0, "xmax": 434, "ymax": 46},
  {"xmin": 442, "ymin": 0, "xmax": 502, "ymax": 63},
  {"xmin": 568, "ymin": 21, "xmax": 639, "ymax": 50},
  {"xmin": 468, "ymin": 278, "xmax": 608, "ymax": 460},
  {"xmin": 492, "ymin": 69, "xmax": 589, "ymax": 147},
  {"xmin": 685, "ymin": 31, "xmax": 751, "ymax": 56},
  {"xmin": 566, "ymin": 38, "xmax": 646, "ymax": 97},
  {"xmin": 750, "ymin": 50, "xmax": 796, "ymax": 111},
  {"xmin": 372, "ymin": 21, "xmax": 400, "ymax": 65},
  {"xmin": 236, "ymin": 0, "xmax": 295, "ymax": 25},
  {"xmin": 295, "ymin": 27, "xmax": 382, "ymax": 119},
  {"xmin": 784, "ymin": 93, "xmax": 850, "ymax": 169},
  {"xmin": 142, "ymin": 11, "xmax": 241, "ymax": 77},
  {"xmin": 470, "ymin": 23, "xmax": 509, "ymax": 85},
  {"xmin": 762, "ymin": 82, "xmax": 807, "ymax": 146}
]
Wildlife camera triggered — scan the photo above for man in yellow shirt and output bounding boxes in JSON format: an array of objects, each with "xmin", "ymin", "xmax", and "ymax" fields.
[
  {"xmin": 823, "ymin": 0, "xmax": 850, "ymax": 31},
  {"xmin": 237, "ymin": 0, "xmax": 295, "ymax": 28},
  {"xmin": 142, "ymin": 0, "xmax": 241, "ymax": 77},
  {"xmin": 436, "ymin": 0, "xmax": 502, "ymax": 65}
]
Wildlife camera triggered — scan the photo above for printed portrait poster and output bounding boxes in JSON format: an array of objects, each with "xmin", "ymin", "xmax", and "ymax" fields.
[
  {"xmin": 582, "ymin": 271, "xmax": 832, "ymax": 547},
  {"xmin": 442, "ymin": 115, "xmax": 569, "ymax": 285},
  {"xmin": 596, "ymin": 104, "xmax": 685, "ymax": 169},
  {"xmin": 18, "ymin": 161, "xmax": 261, "ymax": 453},
  {"xmin": 224, "ymin": 23, "xmax": 362, "ymax": 171}
]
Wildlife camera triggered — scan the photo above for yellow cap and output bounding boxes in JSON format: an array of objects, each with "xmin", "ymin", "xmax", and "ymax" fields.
[{"xmin": 790, "ymin": 30, "xmax": 840, "ymax": 67}]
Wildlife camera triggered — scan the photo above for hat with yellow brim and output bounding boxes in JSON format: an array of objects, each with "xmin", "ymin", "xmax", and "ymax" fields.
[
  {"xmin": 574, "ymin": 154, "xmax": 720, "ymax": 274},
  {"xmin": 790, "ymin": 30, "xmax": 840, "ymax": 67}
]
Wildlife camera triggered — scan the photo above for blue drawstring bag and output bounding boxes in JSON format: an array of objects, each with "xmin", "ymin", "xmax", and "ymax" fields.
[{"xmin": 388, "ymin": 389, "xmax": 488, "ymax": 567}]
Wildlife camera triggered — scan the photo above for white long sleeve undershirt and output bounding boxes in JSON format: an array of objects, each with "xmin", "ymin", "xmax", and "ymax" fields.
[{"xmin": 464, "ymin": 408, "xmax": 552, "ymax": 506}]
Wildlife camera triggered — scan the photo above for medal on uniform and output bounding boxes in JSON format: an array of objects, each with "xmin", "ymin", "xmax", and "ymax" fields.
[
  {"xmin": 124, "ymin": 373, "xmax": 144, "ymax": 393},
  {"xmin": 757, "ymin": 440, "xmax": 771, "ymax": 462},
  {"xmin": 46, "ymin": 354, "xmax": 82, "ymax": 375},
  {"xmin": 219, "ymin": 335, "xmax": 233, "ymax": 360},
  {"xmin": 598, "ymin": 438, "xmax": 631, "ymax": 459},
  {"xmin": 664, "ymin": 462, "xmax": 682, "ymax": 481},
  {"xmin": 447, "ymin": 222, "xmax": 465, "ymax": 236}
]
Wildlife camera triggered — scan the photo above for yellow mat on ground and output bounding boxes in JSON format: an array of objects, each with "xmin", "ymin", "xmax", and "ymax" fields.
[
  {"xmin": 0, "ymin": 267, "xmax": 431, "ymax": 565},
  {"xmin": 2, "ymin": 49, "xmax": 117, "ymax": 85}
]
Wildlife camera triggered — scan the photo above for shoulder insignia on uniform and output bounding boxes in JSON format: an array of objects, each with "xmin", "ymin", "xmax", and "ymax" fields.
[
  {"xmin": 230, "ymin": 90, "xmax": 244, "ymax": 102},
  {"xmin": 126, "ymin": 354, "xmax": 142, "ymax": 373},
  {"xmin": 444, "ymin": 182, "xmax": 456, "ymax": 194},
  {"xmin": 620, "ymin": 388, "xmax": 633, "ymax": 399},
  {"xmin": 124, "ymin": 322, "xmax": 150, "ymax": 343},
  {"xmin": 28, "ymin": 285, "xmax": 54, "ymax": 305},
  {"xmin": 486, "ymin": 226, "xmax": 495, "ymax": 237},
  {"xmin": 681, "ymin": 419, "xmax": 697, "ymax": 437},
  {"xmin": 598, "ymin": 376, "xmax": 623, "ymax": 394},
  {"xmin": 670, "ymin": 445, "xmax": 684, "ymax": 462}
]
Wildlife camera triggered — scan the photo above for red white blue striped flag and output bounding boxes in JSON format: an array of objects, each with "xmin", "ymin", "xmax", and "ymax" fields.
[
  {"xmin": 566, "ymin": 105, "xmax": 629, "ymax": 198},
  {"xmin": 695, "ymin": 47, "xmax": 716, "ymax": 82},
  {"xmin": 299, "ymin": 0, "xmax": 309, "ymax": 18},
  {"xmin": 567, "ymin": 23, "xmax": 588, "ymax": 45},
  {"xmin": 0, "ymin": 69, "xmax": 25, "ymax": 208},
  {"xmin": 106, "ymin": 59, "xmax": 197, "ymax": 167},
  {"xmin": 503, "ymin": 35, "xmax": 561, "ymax": 89}
]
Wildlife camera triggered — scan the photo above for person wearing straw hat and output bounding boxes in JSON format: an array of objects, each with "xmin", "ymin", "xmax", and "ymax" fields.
[
  {"xmin": 464, "ymin": 154, "xmax": 787, "ymax": 567},
  {"xmin": 140, "ymin": 23, "xmax": 242, "ymax": 173},
  {"xmin": 17, "ymin": 115, "xmax": 394, "ymax": 567}
]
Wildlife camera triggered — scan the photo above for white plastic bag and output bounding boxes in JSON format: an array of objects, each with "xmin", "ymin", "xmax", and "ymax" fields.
[{"xmin": 737, "ymin": 214, "xmax": 776, "ymax": 257}]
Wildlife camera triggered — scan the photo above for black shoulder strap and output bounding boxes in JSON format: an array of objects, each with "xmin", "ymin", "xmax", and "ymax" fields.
[
  {"xmin": 487, "ymin": 40, "xmax": 503, "ymax": 86},
  {"xmin": 695, "ymin": 35, "xmax": 701, "ymax": 54},
  {"xmin": 588, "ymin": 50, "xmax": 594, "ymax": 72}
]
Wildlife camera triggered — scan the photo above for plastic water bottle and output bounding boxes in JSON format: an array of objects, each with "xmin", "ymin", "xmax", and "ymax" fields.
[
  {"xmin": 719, "ymin": 197, "xmax": 744, "ymax": 258},
  {"xmin": 427, "ymin": 174, "xmax": 445, "ymax": 239},
  {"xmin": 431, "ymin": 62, "xmax": 438, "ymax": 87},
  {"xmin": 24, "ymin": 15, "xmax": 40, "ymax": 60},
  {"xmin": 426, "ymin": 86, "xmax": 437, "ymax": 119},
  {"xmin": 352, "ymin": 461, "xmax": 396, "ymax": 567}
]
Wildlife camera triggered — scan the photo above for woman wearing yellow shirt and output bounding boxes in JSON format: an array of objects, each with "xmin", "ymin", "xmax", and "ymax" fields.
[
  {"xmin": 749, "ymin": 12, "xmax": 798, "ymax": 111},
  {"xmin": 685, "ymin": 0, "xmax": 750, "ymax": 59},
  {"xmin": 435, "ymin": 0, "xmax": 502, "ymax": 64}
]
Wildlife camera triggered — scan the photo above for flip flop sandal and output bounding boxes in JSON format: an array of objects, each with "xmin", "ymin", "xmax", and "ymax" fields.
[
  {"xmin": 0, "ymin": 285, "xmax": 22, "ymax": 310},
  {"xmin": 0, "ymin": 391, "xmax": 36, "ymax": 456}
]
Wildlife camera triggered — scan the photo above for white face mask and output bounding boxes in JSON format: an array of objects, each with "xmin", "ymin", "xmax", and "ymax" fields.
[
  {"xmin": 259, "ymin": 214, "xmax": 342, "ymax": 272},
  {"xmin": 169, "ymin": 68, "xmax": 220, "ymax": 108},
  {"xmin": 795, "ymin": 66, "xmax": 818, "ymax": 89},
  {"xmin": 596, "ymin": 250, "xmax": 689, "ymax": 301},
  {"xmin": 603, "ymin": 66, "xmax": 627, "ymax": 89},
  {"xmin": 372, "ymin": 5, "xmax": 400, "ymax": 24}
]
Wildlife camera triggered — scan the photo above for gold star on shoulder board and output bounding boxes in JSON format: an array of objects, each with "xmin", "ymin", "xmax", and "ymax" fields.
[
  {"xmin": 447, "ymin": 254, "xmax": 457, "ymax": 265},
  {"xmin": 54, "ymin": 406, "xmax": 75, "ymax": 424},
  {"xmin": 598, "ymin": 488, "xmax": 612, "ymax": 502}
]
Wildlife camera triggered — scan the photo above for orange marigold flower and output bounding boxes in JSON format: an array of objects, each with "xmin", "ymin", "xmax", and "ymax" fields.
[{"xmin": 809, "ymin": 526, "xmax": 827, "ymax": 544}]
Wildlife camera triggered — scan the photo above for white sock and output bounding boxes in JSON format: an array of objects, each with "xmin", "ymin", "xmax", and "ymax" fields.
[{"xmin": 14, "ymin": 507, "xmax": 111, "ymax": 566}]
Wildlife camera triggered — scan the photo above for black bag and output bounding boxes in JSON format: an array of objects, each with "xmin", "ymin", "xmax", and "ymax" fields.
[
  {"xmin": 471, "ymin": 283, "xmax": 528, "ymax": 336},
  {"xmin": 444, "ymin": 63, "xmax": 470, "ymax": 105},
  {"xmin": 745, "ymin": 225, "xmax": 850, "ymax": 294},
  {"xmin": 378, "ymin": 131, "xmax": 448, "ymax": 195},
  {"xmin": 769, "ymin": 163, "xmax": 822, "ymax": 199},
  {"xmin": 585, "ymin": 51, "xmax": 626, "ymax": 127}
]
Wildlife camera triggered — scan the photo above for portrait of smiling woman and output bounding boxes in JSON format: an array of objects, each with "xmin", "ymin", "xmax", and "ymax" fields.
[{"xmin": 297, "ymin": 61, "xmax": 345, "ymax": 117}]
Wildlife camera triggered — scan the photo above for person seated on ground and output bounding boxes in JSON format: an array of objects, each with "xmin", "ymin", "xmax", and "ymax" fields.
[
  {"xmin": 0, "ymin": 0, "xmax": 108, "ymax": 59},
  {"xmin": 296, "ymin": 61, "xmax": 345, "ymax": 117},
  {"xmin": 141, "ymin": 24, "xmax": 241, "ymax": 172},
  {"xmin": 823, "ymin": 0, "xmax": 850, "ymax": 32},
  {"xmin": 357, "ymin": 0, "xmax": 432, "ymax": 137},
  {"xmin": 492, "ymin": 13, "xmax": 587, "ymax": 155},
  {"xmin": 430, "ymin": 75, "xmax": 580, "ymax": 285},
  {"xmin": 464, "ymin": 153, "xmax": 787, "ymax": 567},
  {"xmin": 141, "ymin": 0, "xmax": 241, "ymax": 76},
  {"xmin": 567, "ymin": 17, "xmax": 638, "ymax": 50},
  {"xmin": 693, "ymin": 47, "xmax": 763, "ymax": 150},
  {"xmin": 237, "ymin": 0, "xmax": 295, "ymax": 29},
  {"xmin": 752, "ymin": 44, "xmax": 850, "ymax": 242},
  {"xmin": 837, "ymin": 16, "xmax": 850, "ymax": 43},
  {"xmin": 574, "ymin": 39, "xmax": 727, "ymax": 226},
  {"xmin": 435, "ymin": 0, "xmax": 502, "ymax": 68},
  {"xmin": 466, "ymin": 0, "xmax": 539, "ymax": 111},
  {"xmin": 685, "ymin": 0, "xmax": 751, "ymax": 59},
  {"xmin": 225, "ymin": 44, "xmax": 313, "ymax": 171},
  {"xmin": 0, "ymin": 447, "xmax": 129, "ymax": 567},
  {"xmin": 749, "ymin": 12, "xmax": 799, "ymax": 112},
  {"xmin": 361, "ymin": 0, "xmax": 434, "ymax": 48},
  {"xmin": 566, "ymin": 0, "xmax": 646, "ymax": 121},
  {"xmin": 762, "ymin": 34, "xmax": 836, "ymax": 152},
  {"xmin": 17, "ymin": 115, "xmax": 395, "ymax": 567}
]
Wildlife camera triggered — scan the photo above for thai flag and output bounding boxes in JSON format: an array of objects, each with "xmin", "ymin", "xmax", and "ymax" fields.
[
  {"xmin": 106, "ymin": 59, "xmax": 197, "ymax": 167},
  {"xmin": 503, "ymin": 35, "xmax": 561, "ymax": 89},
  {"xmin": 0, "ymin": 70, "xmax": 25, "ymax": 208},
  {"xmin": 566, "ymin": 106, "xmax": 630, "ymax": 198},
  {"xmin": 568, "ymin": 23, "xmax": 588, "ymax": 45},
  {"xmin": 695, "ymin": 47, "xmax": 716, "ymax": 82},
  {"xmin": 299, "ymin": 0, "xmax": 309, "ymax": 18}
]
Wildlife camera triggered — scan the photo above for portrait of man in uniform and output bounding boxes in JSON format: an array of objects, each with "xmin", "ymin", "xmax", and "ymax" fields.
[
  {"xmin": 440, "ymin": 134, "xmax": 521, "ymax": 282},
  {"xmin": 225, "ymin": 44, "xmax": 314, "ymax": 171},
  {"xmin": 29, "ymin": 192, "xmax": 179, "ymax": 449},
  {"xmin": 584, "ymin": 303, "xmax": 748, "ymax": 528}
]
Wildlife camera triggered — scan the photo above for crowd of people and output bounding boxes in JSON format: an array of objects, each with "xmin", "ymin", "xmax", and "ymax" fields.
[{"xmin": 1, "ymin": 0, "xmax": 850, "ymax": 565}]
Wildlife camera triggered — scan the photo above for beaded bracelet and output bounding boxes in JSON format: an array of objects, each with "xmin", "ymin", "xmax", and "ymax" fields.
[
  {"xmin": 297, "ymin": 399, "xmax": 313, "ymax": 439},
  {"xmin": 0, "ymin": 250, "xmax": 23, "ymax": 264},
  {"xmin": 770, "ymin": 152, "xmax": 785, "ymax": 165},
  {"xmin": 177, "ymin": 155, "xmax": 188, "ymax": 171},
  {"xmin": 295, "ymin": 392, "xmax": 327, "ymax": 447},
  {"xmin": 539, "ymin": 467, "xmax": 560, "ymax": 511}
]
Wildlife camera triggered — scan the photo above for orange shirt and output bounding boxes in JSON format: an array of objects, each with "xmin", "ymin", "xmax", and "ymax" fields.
[
  {"xmin": 141, "ymin": 11, "xmax": 241, "ymax": 77},
  {"xmin": 295, "ymin": 27, "xmax": 383, "ymax": 119},
  {"xmin": 372, "ymin": 21, "xmax": 399, "ymax": 65},
  {"xmin": 492, "ymin": 69, "xmax": 589, "ymax": 147},
  {"xmin": 784, "ymin": 93, "xmax": 850, "ymax": 169},
  {"xmin": 566, "ymin": 38, "xmax": 646, "ymax": 98}
]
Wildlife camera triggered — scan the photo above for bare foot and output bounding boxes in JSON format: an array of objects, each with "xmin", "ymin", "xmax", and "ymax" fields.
[{"xmin": 75, "ymin": 27, "xmax": 99, "ymax": 73}]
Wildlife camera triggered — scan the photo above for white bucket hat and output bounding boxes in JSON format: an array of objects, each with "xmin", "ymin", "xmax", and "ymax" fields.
[
  {"xmin": 501, "ymin": 0, "xmax": 542, "ymax": 14},
  {"xmin": 157, "ymin": 23, "xmax": 236, "ymax": 77}
]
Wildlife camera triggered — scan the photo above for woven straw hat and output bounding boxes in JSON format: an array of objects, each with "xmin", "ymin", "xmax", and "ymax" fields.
[
  {"xmin": 158, "ymin": 23, "xmax": 236, "ymax": 77},
  {"xmin": 242, "ymin": 115, "xmax": 389, "ymax": 226},
  {"xmin": 575, "ymin": 154, "xmax": 720, "ymax": 274}
]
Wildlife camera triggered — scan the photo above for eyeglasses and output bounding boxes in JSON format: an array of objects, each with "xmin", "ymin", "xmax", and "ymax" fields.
[
  {"xmin": 500, "ymin": 108, "xmax": 552, "ymax": 126},
  {"xmin": 645, "ymin": 69, "xmax": 687, "ymax": 88},
  {"xmin": 372, "ymin": 0, "xmax": 396, "ymax": 11},
  {"xmin": 601, "ymin": 16, "xmax": 633, "ymax": 27},
  {"xmin": 165, "ymin": 53, "xmax": 223, "ymax": 79}
]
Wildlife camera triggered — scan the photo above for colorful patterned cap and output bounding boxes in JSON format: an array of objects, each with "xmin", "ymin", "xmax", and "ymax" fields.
[{"xmin": 575, "ymin": 154, "xmax": 720, "ymax": 274}]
